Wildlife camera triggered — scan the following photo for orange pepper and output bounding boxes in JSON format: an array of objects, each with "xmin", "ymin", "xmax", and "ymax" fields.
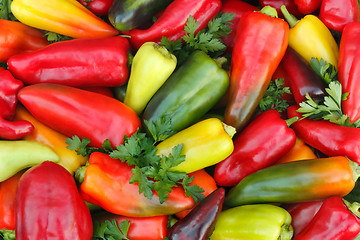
[{"xmin": 276, "ymin": 137, "xmax": 317, "ymax": 164}]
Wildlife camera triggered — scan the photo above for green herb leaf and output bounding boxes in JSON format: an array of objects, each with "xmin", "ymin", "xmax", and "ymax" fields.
[
  {"xmin": 0, "ymin": 229, "xmax": 16, "ymax": 240},
  {"xmin": 0, "ymin": 0, "xmax": 16, "ymax": 21},
  {"xmin": 44, "ymin": 32, "xmax": 73, "ymax": 44},
  {"xmin": 310, "ymin": 57, "xmax": 338, "ymax": 84},
  {"xmin": 144, "ymin": 115, "xmax": 176, "ymax": 143},
  {"xmin": 93, "ymin": 220, "xmax": 130, "ymax": 240},
  {"xmin": 182, "ymin": 175, "xmax": 205, "ymax": 204},
  {"xmin": 258, "ymin": 78, "xmax": 292, "ymax": 113},
  {"xmin": 66, "ymin": 135, "xmax": 92, "ymax": 157}
]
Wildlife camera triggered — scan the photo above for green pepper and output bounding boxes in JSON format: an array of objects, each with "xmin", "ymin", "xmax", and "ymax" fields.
[
  {"xmin": 210, "ymin": 204, "xmax": 293, "ymax": 240},
  {"xmin": 0, "ymin": 140, "xmax": 59, "ymax": 182},
  {"xmin": 124, "ymin": 42, "xmax": 177, "ymax": 115},
  {"xmin": 143, "ymin": 50, "xmax": 229, "ymax": 132}
]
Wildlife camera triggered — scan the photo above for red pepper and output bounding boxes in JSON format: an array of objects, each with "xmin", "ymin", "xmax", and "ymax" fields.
[
  {"xmin": 259, "ymin": 0, "xmax": 303, "ymax": 18},
  {"xmin": 319, "ymin": 0, "xmax": 359, "ymax": 32},
  {"xmin": 224, "ymin": 6, "xmax": 289, "ymax": 131},
  {"xmin": 338, "ymin": 22, "xmax": 360, "ymax": 123},
  {"xmin": 124, "ymin": 0, "xmax": 222, "ymax": 49},
  {"xmin": 0, "ymin": 171, "xmax": 23, "ymax": 230},
  {"xmin": 7, "ymin": 36, "xmax": 130, "ymax": 87},
  {"xmin": 0, "ymin": 68, "xmax": 34, "ymax": 140},
  {"xmin": 77, "ymin": 0, "xmax": 115, "ymax": 15},
  {"xmin": 0, "ymin": 19, "xmax": 48, "ymax": 62},
  {"xmin": 294, "ymin": 0, "xmax": 322, "ymax": 14},
  {"xmin": 287, "ymin": 105, "xmax": 360, "ymax": 165},
  {"xmin": 215, "ymin": 109, "xmax": 296, "ymax": 187},
  {"xmin": 284, "ymin": 200, "xmax": 323, "ymax": 236},
  {"xmin": 93, "ymin": 212, "xmax": 168, "ymax": 240},
  {"xmin": 80, "ymin": 152, "xmax": 195, "ymax": 217},
  {"xmin": 220, "ymin": 0, "xmax": 258, "ymax": 53},
  {"xmin": 281, "ymin": 47, "xmax": 326, "ymax": 104},
  {"xmin": 294, "ymin": 196, "xmax": 360, "ymax": 239},
  {"xmin": 167, "ymin": 188, "xmax": 225, "ymax": 240},
  {"xmin": 15, "ymin": 161, "xmax": 93, "ymax": 240},
  {"xmin": 17, "ymin": 83, "xmax": 140, "ymax": 148}
]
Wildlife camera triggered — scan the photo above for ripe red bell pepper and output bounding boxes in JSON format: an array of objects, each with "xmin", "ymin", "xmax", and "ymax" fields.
[
  {"xmin": 287, "ymin": 105, "xmax": 360, "ymax": 164},
  {"xmin": 338, "ymin": 22, "xmax": 360, "ymax": 123},
  {"xmin": 167, "ymin": 188, "xmax": 225, "ymax": 240},
  {"xmin": 7, "ymin": 36, "xmax": 130, "ymax": 87},
  {"xmin": 319, "ymin": 0, "xmax": 359, "ymax": 32},
  {"xmin": 215, "ymin": 109, "xmax": 296, "ymax": 186},
  {"xmin": 77, "ymin": 0, "xmax": 115, "ymax": 15},
  {"xmin": 0, "ymin": 19, "xmax": 48, "ymax": 62},
  {"xmin": 0, "ymin": 68, "xmax": 34, "ymax": 140},
  {"xmin": 15, "ymin": 161, "xmax": 93, "ymax": 240},
  {"xmin": 281, "ymin": 47, "xmax": 326, "ymax": 104},
  {"xmin": 124, "ymin": 0, "xmax": 222, "ymax": 49},
  {"xmin": 294, "ymin": 196, "xmax": 360, "ymax": 239},
  {"xmin": 80, "ymin": 152, "xmax": 195, "ymax": 217},
  {"xmin": 259, "ymin": 0, "xmax": 303, "ymax": 18},
  {"xmin": 220, "ymin": 0, "xmax": 258, "ymax": 53},
  {"xmin": 224, "ymin": 6, "xmax": 289, "ymax": 131},
  {"xmin": 294, "ymin": 0, "xmax": 322, "ymax": 14},
  {"xmin": 17, "ymin": 83, "xmax": 141, "ymax": 148}
]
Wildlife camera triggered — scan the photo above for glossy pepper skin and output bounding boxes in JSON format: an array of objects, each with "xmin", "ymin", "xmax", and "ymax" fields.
[
  {"xmin": 15, "ymin": 161, "xmax": 93, "ymax": 240},
  {"xmin": 214, "ymin": 109, "xmax": 296, "ymax": 187},
  {"xmin": 319, "ymin": 0, "xmax": 359, "ymax": 32},
  {"xmin": 0, "ymin": 171, "xmax": 22, "ymax": 230},
  {"xmin": 338, "ymin": 22, "xmax": 360, "ymax": 123},
  {"xmin": 287, "ymin": 105, "xmax": 360, "ymax": 164},
  {"xmin": 294, "ymin": 0, "xmax": 322, "ymax": 14},
  {"xmin": 259, "ymin": 0, "xmax": 302, "ymax": 18},
  {"xmin": 124, "ymin": 0, "xmax": 221, "ymax": 49},
  {"xmin": 281, "ymin": 5, "xmax": 339, "ymax": 67},
  {"xmin": 10, "ymin": 0, "xmax": 118, "ymax": 39},
  {"xmin": 156, "ymin": 118, "xmax": 235, "ymax": 174},
  {"xmin": 0, "ymin": 68, "xmax": 34, "ymax": 140},
  {"xmin": 93, "ymin": 212, "xmax": 168, "ymax": 240},
  {"xmin": 124, "ymin": 42, "xmax": 177, "ymax": 115},
  {"xmin": 211, "ymin": 204, "xmax": 293, "ymax": 240},
  {"xmin": 224, "ymin": 156, "xmax": 359, "ymax": 207},
  {"xmin": 281, "ymin": 47, "xmax": 326, "ymax": 104},
  {"xmin": 143, "ymin": 50, "xmax": 229, "ymax": 133},
  {"xmin": 78, "ymin": 0, "xmax": 115, "ymax": 15},
  {"xmin": 109, "ymin": 0, "xmax": 173, "ymax": 31},
  {"xmin": 220, "ymin": 0, "xmax": 258, "ymax": 53},
  {"xmin": 0, "ymin": 19, "xmax": 48, "ymax": 62},
  {"xmin": 14, "ymin": 106, "xmax": 88, "ymax": 175},
  {"xmin": 167, "ymin": 188, "xmax": 225, "ymax": 240},
  {"xmin": 224, "ymin": 7, "xmax": 289, "ymax": 131},
  {"xmin": 18, "ymin": 83, "xmax": 141, "ymax": 148},
  {"xmin": 80, "ymin": 152, "xmax": 195, "ymax": 217},
  {"xmin": 276, "ymin": 137, "xmax": 317, "ymax": 164},
  {"xmin": 295, "ymin": 196, "xmax": 360, "ymax": 239},
  {"xmin": 8, "ymin": 36, "xmax": 130, "ymax": 87}
]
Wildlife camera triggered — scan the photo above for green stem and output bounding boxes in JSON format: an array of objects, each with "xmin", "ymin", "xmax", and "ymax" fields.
[
  {"xmin": 222, "ymin": 122, "xmax": 237, "ymax": 139},
  {"xmin": 279, "ymin": 224, "xmax": 293, "ymax": 240},
  {"xmin": 260, "ymin": 6, "xmax": 278, "ymax": 18},
  {"xmin": 280, "ymin": 5, "xmax": 299, "ymax": 28},
  {"xmin": 75, "ymin": 161, "xmax": 89, "ymax": 184},
  {"xmin": 285, "ymin": 116, "xmax": 299, "ymax": 127},
  {"xmin": 344, "ymin": 199, "xmax": 360, "ymax": 219},
  {"xmin": 214, "ymin": 57, "xmax": 228, "ymax": 68},
  {"xmin": 349, "ymin": 159, "xmax": 360, "ymax": 183}
]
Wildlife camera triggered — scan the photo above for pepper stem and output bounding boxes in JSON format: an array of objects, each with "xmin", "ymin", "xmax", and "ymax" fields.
[
  {"xmin": 75, "ymin": 161, "xmax": 89, "ymax": 185},
  {"xmin": 348, "ymin": 159, "xmax": 360, "ymax": 183},
  {"xmin": 279, "ymin": 224, "xmax": 293, "ymax": 240},
  {"xmin": 214, "ymin": 57, "xmax": 228, "ymax": 68},
  {"xmin": 222, "ymin": 122, "xmax": 236, "ymax": 139},
  {"xmin": 285, "ymin": 116, "xmax": 299, "ymax": 127},
  {"xmin": 259, "ymin": 6, "xmax": 278, "ymax": 18},
  {"xmin": 343, "ymin": 199, "xmax": 360, "ymax": 219},
  {"xmin": 280, "ymin": 5, "xmax": 299, "ymax": 28}
]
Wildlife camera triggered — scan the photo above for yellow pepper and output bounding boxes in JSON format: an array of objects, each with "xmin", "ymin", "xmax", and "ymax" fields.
[
  {"xmin": 156, "ymin": 118, "xmax": 235, "ymax": 173},
  {"xmin": 11, "ymin": 0, "xmax": 118, "ymax": 39},
  {"xmin": 280, "ymin": 5, "xmax": 339, "ymax": 67},
  {"xmin": 14, "ymin": 106, "xmax": 88, "ymax": 175}
]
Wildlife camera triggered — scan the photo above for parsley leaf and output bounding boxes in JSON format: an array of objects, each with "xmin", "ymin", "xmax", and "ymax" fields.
[
  {"xmin": 44, "ymin": 32, "xmax": 73, "ymax": 44},
  {"xmin": 93, "ymin": 220, "xmax": 130, "ymax": 240},
  {"xmin": 310, "ymin": 57, "xmax": 338, "ymax": 84},
  {"xmin": 144, "ymin": 115, "xmax": 176, "ymax": 143},
  {"xmin": 66, "ymin": 136, "xmax": 92, "ymax": 157},
  {"xmin": 0, "ymin": 229, "xmax": 15, "ymax": 240},
  {"xmin": 0, "ymin": 0, "xmax": 16, "ymax": 21},
  {"xmin": 182, "ymin": 175, "xmax": 205, "ymax": 204},
  {"xmin": 258, "ymin": 78, "xmax": 292, "ymax": 113}
]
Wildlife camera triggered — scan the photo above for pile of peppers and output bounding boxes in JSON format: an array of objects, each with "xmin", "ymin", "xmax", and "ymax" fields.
[{"xmin": 1, "ymin": 0, "xmax": 360, "ymax": 239}]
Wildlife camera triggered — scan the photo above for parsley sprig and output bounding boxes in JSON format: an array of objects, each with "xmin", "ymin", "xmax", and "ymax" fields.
[
  {"xmin": 67, "ymin": 116, "xmax": 205, "ymax": 204},
  {"xmin": 160, "ymin": 12, "xmax": 234, "ymax": 65},
  {"xmin": 92, "ymin": 220, "xmax": 130, "ymax": 240},
  {"xmin": 258, "ymin": 78, "xmax": 292, "ymax": 113},
  {"xmin": 0, "ymin": 0, "xmax": 16, "ymax": 21},
  {"xmin": 310, "ymin": 57, "xmax": 338, "ymax": 84}
]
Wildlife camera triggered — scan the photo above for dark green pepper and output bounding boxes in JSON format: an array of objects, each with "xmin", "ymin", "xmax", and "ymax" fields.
[
  {"xmin": 108, "ymin": 0, "xmax": 173, "ymax": 32},
  {"xmin": 143, "ymin": 50, "xmax": 229, "ymax": 133}
]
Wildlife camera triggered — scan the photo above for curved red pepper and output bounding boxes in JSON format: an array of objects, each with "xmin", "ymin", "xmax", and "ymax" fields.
[
  {"xmin": 224, "ymin": 7, "xmax": 289, "ymax": 131},
  {"xmin": 17, "ymin": 83, "xmax": 140, "ymax": 148},
  {"xmin": 259, "ymin": 0, "xmax": 303, "ymax": 18},
  {"xmin": 338, "ymin": 21, "xmax": 360, "ymax": 123},
  {"xmin": 294, "ymin": 196, "xmax": 360, "ymax": 239},
  {"xmin": 319, "ymin": 0, "xmax": 359, "ymax": 32},
  {"xmin": 220, "ymin": 0, "xmax": 258, "ymax": 53},
  {"xmin": 15, "ymin": 161, "xmax": 93, "ymax": 240},
  {"xmin": 282, "ymin": 47, "xmax": 326, "ymax": 104},
  {"xmin": 0, "ymin": 68, "xmax": 33, "ymax": 140},
  {"xmin": 167, "ymin": 188, "xmax": 225, "ymax": 240},
  {"xmin": 215, "ymin": 109, "xmax": 296, "ymax": 187},
  {"xmin": 124, "ymin": 0, "xmax": 222, "ymax": 49},
  {"xmin": 287, "ymin": 105, "xmax": 360, "ymax": 165},
  {"xmin": 77, "ymin": 0, "xmax": 115, "ymax": 15},
  {"xmin": 8, "ymin": 36, "xmax": 130, "ymax": 87},
  {"xmin": 294, "ymin": 0, "xmax": 322, "ymax": 14}
]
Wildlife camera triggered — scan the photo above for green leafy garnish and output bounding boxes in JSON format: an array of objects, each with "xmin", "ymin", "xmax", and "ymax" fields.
[
  {"xmin": 310, "ymin": 57, "xmax": 338, "ymax": 84},
  {"xmin": 0, "ymin": 0, "xmax": 16, "ymax": 21},
  {"xmin": 44, "ymin": 32, "xmax": 73, "ymax": 44},
  {"xmin": 92, "ymin": 220, "xmax": 130, "ymax": 240},
  {"xmin": 0, "ymin": 229, "xmax": 15, "ymax": 240},
  {"xmin": 258, "ymin": 78, "xmax": 292, "ymax": 113}
]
